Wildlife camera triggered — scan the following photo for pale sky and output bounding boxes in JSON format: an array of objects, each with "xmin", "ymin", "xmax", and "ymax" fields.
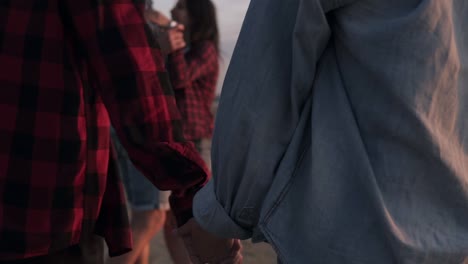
[{"xmin": 153, "ymin": 0, "xmax": 251, "ymax": 93}]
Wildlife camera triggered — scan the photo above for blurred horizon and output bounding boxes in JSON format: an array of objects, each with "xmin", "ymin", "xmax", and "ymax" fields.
[{"xmin": 153, "ymin": 0, "xmax": 251, "ymax": 94}]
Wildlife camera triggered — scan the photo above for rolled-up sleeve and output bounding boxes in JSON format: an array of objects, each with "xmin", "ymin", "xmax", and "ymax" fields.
[{"xmin": 193, "ymin": 0, "xmax": 353, "ymax": 239}]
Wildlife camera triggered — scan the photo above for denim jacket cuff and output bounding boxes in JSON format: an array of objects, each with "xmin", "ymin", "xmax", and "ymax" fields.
[{"xmin": 193, "ymin": 180, "xmax": 252, "ymax": 239}]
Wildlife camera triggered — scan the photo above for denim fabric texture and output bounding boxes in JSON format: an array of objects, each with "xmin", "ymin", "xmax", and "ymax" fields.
[{"xmin": 193, "ymin": 0, "xmax": 468, "ymax": 263}]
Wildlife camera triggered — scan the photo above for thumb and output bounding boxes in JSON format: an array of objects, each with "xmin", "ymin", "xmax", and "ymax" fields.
[{"xmin": 230, "ymin": 239, "xmax": 242, "ymax": 254}]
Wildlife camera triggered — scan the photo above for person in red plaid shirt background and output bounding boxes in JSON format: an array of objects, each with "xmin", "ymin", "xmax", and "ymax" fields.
[
  {"xmin": 166, "ymin": 0, "xmax": 220, "ymax": 168},
  {"xmin": 0, "ymin": 0, "xmax": 241, "ymax": 263}
]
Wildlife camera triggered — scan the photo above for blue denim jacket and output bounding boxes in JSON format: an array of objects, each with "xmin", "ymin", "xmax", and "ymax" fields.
[{"xmin": 193, "ymin": 0, "xmax": 468, "ymax": 263}]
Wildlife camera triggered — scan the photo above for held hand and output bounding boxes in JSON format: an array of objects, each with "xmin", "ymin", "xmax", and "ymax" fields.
[
  {"xmin": 168, "ymin": 24, "xmax": 186, "ymax": 51},
  {"xmin": 177, "ymin": 218, "xmax": 243, "ymax": 264},
  {"xmin": 159, "ymin": 24, "xmax": 186, "ymax": 55}
]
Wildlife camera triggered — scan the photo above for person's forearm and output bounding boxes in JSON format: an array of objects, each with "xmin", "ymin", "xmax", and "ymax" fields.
[{"xmin": 64, "ymin": 0, "xmax": 209, "ymax": 225}]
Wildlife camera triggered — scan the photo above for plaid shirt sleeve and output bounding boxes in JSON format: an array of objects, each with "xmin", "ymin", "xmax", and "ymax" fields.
[
  {"xmin": 167, "ymin": 42, "xmax": 219, "ymax": 140},
  {"xmin": 168, "ymin": 42, "xmax": 219, "ymax": 90},
  {"xmin": 63, "ymin": 0, "xmax": 209, "ymax": 225}
]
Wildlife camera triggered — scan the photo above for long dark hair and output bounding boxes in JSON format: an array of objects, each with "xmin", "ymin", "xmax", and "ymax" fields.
[{"xmin": 186, "ymin": 0, "xmax": 220, "ymax": 51}]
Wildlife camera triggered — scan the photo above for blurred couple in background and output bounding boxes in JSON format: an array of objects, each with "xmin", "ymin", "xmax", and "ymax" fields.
[{"xmin": 110, "ymin": 0, "xmax": 220, "ymax": 263}]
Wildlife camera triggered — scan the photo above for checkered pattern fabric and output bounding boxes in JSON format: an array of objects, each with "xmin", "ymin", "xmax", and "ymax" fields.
[
  {"xmin": 168, "ymin": 41, "xmax": 219, "ymax": 141},
  {"xmin": 0, "ymin": 0, "xmax": 208, "ymax": 260}
]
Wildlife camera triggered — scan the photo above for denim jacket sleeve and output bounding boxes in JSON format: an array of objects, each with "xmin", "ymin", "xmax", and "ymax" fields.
[{"xmin": 192, "ymin": 0, "xmax": 348, "ymax": 239}]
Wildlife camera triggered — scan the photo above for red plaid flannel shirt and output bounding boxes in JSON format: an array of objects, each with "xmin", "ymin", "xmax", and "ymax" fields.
[
  {"xmin": 0, "ymin": 0, "xmax": 208, "ymax": 260},
  {"xmin": 168, "ymin": 41, "xmax": 219, "ymax": 141}
]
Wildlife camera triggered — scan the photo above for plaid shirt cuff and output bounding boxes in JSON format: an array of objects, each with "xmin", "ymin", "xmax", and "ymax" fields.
[{"xmin": 162, "ymin": 142, "xmax": 210, "ymax": 226}]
